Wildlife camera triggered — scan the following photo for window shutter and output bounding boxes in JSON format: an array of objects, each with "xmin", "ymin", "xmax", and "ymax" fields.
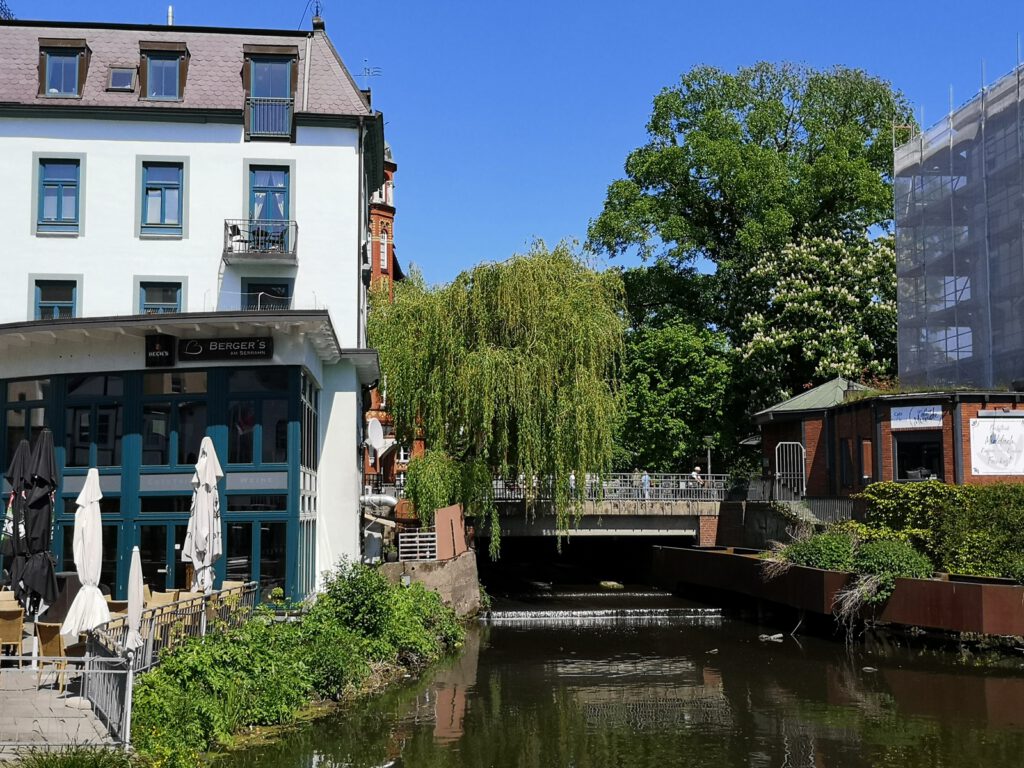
[{"xmin": 37, "ymin": 50, "xmax": 46, "ymax": 96}]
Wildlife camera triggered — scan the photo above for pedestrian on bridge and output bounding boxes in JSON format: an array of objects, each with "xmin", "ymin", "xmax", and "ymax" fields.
[
  {"xmin": 691, "ymin": 465, "xmax": 705, "ymax": 488},
  {"xmin": 641, "ymin": 470, "xmax": 651, "ymax": 500}
]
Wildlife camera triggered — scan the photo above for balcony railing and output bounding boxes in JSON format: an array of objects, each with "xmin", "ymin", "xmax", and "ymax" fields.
[
  {"xmin": 247, "ymin": 97, "xmax": 293, "ymax": 138},
  {"xmin": 223, "ymin": 218, "xmax": 298, "ymax": 264}
]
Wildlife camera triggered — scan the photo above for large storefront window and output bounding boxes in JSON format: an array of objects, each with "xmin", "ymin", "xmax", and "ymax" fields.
[
  {"xmin": 6, "ymin": 378, "xmax": 50, "ymax": 461},
  {"xmin": 2, "ymin": 365, "xmax": 306, "ymax": 600},
  {"xmin": 141, "ymin": 372, "xmax": 209, "ymax": 467},
  {"xmin": 227, "ymin": 368, "xmax": 290, "ymax": 465},
  {"xmin": 894, "ymin": 431, "xmax": 944, "ymax": 481}
]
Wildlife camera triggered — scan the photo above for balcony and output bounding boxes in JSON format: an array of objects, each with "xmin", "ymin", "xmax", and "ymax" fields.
[
  {"xmin": 247, "ymin": 97, "xmax": 293, "ymax": 138},
  {"xmin": 223, "ymin": 219, "xmax": 298, "ymax": 265}
]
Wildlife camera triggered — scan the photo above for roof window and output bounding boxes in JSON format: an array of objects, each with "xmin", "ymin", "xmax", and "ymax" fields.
[{"xmin": 107, "ymin": 67, "xmax": 136, "ymax": 92}]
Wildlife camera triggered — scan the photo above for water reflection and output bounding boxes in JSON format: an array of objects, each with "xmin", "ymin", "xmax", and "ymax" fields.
[{"xmin": 226, "ymin": 602, "xmax": 1024, "ymax": 768}]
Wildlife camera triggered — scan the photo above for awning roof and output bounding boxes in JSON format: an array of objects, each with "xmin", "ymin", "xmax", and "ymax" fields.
[{"xmin": 0, "ymin": 310, "xmax": 379, "ymax": 383}]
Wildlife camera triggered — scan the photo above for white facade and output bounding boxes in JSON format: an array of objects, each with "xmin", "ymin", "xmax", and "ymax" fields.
[
  {"xmin": 0, "ymin": 118, "xmax": 364, "ymax": 340},
  {"xmin": 0, "ymin": 19, "xmax": 384, "ymax": 596}
]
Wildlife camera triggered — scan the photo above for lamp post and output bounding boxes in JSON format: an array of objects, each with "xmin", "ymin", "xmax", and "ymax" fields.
[{"xmin": 703, "ymin": 435, "xmax": 714, "ymax": 478}]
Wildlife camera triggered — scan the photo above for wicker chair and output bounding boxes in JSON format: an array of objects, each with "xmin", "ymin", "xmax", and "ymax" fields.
[
  {"xmin": 0, "ymin": 607, "xmax": 25, "ymax": 665},
  {"xmin": 34, "ymin": 621, "xmax": 68, "ymax": 692}
]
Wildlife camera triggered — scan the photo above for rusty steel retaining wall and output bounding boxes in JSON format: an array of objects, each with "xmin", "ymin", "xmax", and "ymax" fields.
[{"xmin": 651, "ymin": 546, "xmax": 1024, "ymax": 637}]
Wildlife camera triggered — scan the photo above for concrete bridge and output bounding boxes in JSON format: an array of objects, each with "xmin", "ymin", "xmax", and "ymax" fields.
[{"xmin": 491, "ymin": 473, "xmax": 726, "ymax": 541}]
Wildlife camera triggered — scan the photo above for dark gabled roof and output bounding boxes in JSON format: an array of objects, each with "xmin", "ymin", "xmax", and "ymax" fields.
[
  {"xmin": 0, "ymin": 19, "xmax": 371, "ymax": 117},
  {"xmin": 754, "ymin": 377, "xmax": 870, "ymax": 424}
]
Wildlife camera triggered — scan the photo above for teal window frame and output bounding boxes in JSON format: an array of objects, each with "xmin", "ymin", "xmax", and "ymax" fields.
[
  {"xmin": 44, "ymin": 51, "xmax": 79, "ymax": 97},
  {"xmin": 146, "ymin": 54, "xmax": 180, "ymax": 100},
  {"xmin": 35, "ymin": 280, "xmax": 77, "ymax": 320},
  {"xmin": 38, "ymin": 160, "xmax": 80, "ymax": 233},
  {"xmin": 139, "ymin": 281, "xmax": 181, "ymax": 314},
  {"xmin": 141, "ymin": 163, "xmax": 183, "ymax": 236}
]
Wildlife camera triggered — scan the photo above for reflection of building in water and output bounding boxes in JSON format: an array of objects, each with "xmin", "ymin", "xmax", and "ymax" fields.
[
  {"xmin": 431, "ymin": 628, "xmax": 480, "ymax": 743},
  {"xmin": 552, "ymin": 657, "xmax": 732, "ymax": 730}
]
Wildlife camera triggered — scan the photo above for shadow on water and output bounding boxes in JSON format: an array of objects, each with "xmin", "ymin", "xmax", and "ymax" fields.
[{"xmin": 224, "ymin": 583, "xmax": 1024, "ymax": 768}]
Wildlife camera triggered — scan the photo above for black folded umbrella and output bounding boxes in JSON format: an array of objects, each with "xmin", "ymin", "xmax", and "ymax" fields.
[
  {"xmin": 2, "ymin": 439, "xmax": 32, "ymax": 605},
  {"xmin": 16, "ymin": 430, "xmax": 59, "ymax": 607}
]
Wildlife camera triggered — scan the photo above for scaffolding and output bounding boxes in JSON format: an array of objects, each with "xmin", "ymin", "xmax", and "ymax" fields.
[{"xmin": 894, "ymin": 62, "xmax": 1024, "ymax": 388}]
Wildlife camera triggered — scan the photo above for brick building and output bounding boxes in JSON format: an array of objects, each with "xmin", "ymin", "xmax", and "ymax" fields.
[
  {"xmin": 757, "ymin": 378, "xmax": 1024, "ymax": 498},
  {"xmin": 363, "ymin": 144, "xmax": 416, "ymax": 490}
]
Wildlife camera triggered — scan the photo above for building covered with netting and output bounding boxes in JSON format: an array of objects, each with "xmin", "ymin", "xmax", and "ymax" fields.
[{"xmin": 894, "ymin": 65, "xmax": 1024, "ymax": 389}]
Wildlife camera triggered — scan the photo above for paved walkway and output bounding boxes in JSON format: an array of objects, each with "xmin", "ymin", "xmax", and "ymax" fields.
[{"xmin": 0, "ymin": 626, "xmax": 114, "ymax": 756}]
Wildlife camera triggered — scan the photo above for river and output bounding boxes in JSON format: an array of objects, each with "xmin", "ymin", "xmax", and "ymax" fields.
[{"xmin": 225, "ymin": 589, "xmax": 1024, "ymax": 767}]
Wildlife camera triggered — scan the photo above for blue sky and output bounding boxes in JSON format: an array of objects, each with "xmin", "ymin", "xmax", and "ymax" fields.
[{"xmin": 20, "ymin": 1, "xmax": 1024, "ymax": 283}]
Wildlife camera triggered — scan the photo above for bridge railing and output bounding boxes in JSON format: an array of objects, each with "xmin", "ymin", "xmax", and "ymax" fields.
[{"xmin": 491, "ymin": 473, "xmax": 730, "ymax": 503}]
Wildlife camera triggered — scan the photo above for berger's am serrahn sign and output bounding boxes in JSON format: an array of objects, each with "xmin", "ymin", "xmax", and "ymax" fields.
[
  {"xmin": 177, "ymin": 337, "xmax": 273, "ymax": 362},
  {"xmin": 890, "ymin": 405, "xmax": 943, "ymax": 430}
]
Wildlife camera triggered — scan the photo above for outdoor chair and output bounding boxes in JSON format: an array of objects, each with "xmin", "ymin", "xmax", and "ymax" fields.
[
  {"xmin": 0, "ymin": 607, "xmax": 25, "ymax": 663},
  {"xmin": 145, "ymin": 589, "xmax": 179, "ymax": 609},
  {"xmin": 34, "ymin": 621, "xmax": 68, "ymax": 692},
  {"xmin": 105, "ymin": 598, "xmax": 128, "ymax": 613},
  {"xmin": 228, "ymin": 223, "xmax": 250, "ymax": 252}
]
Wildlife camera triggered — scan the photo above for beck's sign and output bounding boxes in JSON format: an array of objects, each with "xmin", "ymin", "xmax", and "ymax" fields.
[
  {"xmin": 177, "ymin": 337, "xmax": 274, "ymax": 362},
  {"xmin": 145, "ymin": 334, "xmax": 177, "ymax": 368}
]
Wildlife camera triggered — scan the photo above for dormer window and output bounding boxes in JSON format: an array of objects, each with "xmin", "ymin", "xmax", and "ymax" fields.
[
  {"xmin": 38, "ymin": 39, "xmax": 89, "ymax": 98},
  {"xmin": 139, "ymin": 42, "xmax": 188, "ymax": 101},
  {"xmin": 107, "ymin": 67, "xmax": 136, "ymax": 92},
  {"xmin": 242, "ymin": 44, "xmax": 298, "ymax": 140}
]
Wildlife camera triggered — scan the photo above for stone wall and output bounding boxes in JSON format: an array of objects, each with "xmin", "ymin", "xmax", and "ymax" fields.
[{"xmin": 380, "ymin": 550, "xmax": 481, "ymax": 617}]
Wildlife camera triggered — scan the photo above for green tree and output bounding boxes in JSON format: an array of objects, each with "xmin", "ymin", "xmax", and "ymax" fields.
[
  {"xmin": 368, "ymin": 242, "xmax": 625, "ymax": 555},
  {"xmin": 589, "ymin": 62, "xmax": 912, "ymax": 461},
  {"xmin": 618, "ymin": 320, "xmax": 731, "ymax": 472},
  {"xmin": 739, "ymin": 233, "xmax": 896, "ymax": 402}
]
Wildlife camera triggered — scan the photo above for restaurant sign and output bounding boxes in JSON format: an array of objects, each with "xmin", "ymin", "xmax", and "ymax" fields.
[
  {"xmin": 145, "ymin": 334, "xmax": 177, "ymax": 368},
  {"xmin": 177, "ymin": 337, "xmax": 274, "ymax": 362},
  {"xmin": 890, "ymin": 405, "xmax": 943, "ymax": 430}
]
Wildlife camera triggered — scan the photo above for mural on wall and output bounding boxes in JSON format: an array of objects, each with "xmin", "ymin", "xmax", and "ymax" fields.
[{"xmin": 970, "ymin": 418, "xmax": 1024, "ymax": 475}]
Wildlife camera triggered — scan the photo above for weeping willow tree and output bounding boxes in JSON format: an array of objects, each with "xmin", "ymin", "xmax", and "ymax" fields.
[{"xmin": 368, "ymin": 242, "xmax": 625, "ymax": 557}]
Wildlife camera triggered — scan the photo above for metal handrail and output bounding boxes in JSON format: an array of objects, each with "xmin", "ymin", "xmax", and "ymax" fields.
[
  {"xmin": 247, "ymin": 96, "xmax": 293, "ymax": 137},
  {"xmin": 223, "ymin": 218, "xmax": 298, "ymax": 260}
]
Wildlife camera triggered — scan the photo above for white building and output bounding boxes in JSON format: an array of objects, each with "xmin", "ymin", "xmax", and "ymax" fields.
[{"xmin": 0, "ymin": 16, "xmax": 385, "ymax": 598}]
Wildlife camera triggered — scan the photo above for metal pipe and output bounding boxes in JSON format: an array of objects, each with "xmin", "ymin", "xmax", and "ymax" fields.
[{"xmin": 360, "ymin": 494, "xmax": 398, "ymax": 509}]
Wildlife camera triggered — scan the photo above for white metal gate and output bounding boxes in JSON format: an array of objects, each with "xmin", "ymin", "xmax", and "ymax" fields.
[{"xmin": 775, "ymin": 441, "xmax": 806, "ymax": 500}]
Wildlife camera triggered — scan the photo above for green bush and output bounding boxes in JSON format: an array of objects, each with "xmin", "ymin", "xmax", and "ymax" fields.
[
  {"xmin": 852, "ymin": 539, "xmax": 932, "ymax": 604},
  {"xmin": 930, "ymin": 483, "xmax": 1024, "ymax": 578},
  {"xmin": 131, "ymin": 561, "xmax": 464, "ymax": 765},
  {"xmin": 783, "ymin": 531, "xmax": 855, "ymax": 572},
  {"xmin": 856, "ymin": 480, "xmax": 972, "ymax": 531}
]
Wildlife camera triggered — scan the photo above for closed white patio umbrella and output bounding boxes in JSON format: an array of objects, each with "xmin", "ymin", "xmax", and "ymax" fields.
[
  {"xmin": 182, "ymin": 436, "xmax": 223, "ymax": 594},
  {"xmin": 60, "ymin": 468, "xmax": 111, "ymax": 636},
  {"xmin": 125, "ymin": 546, "xmax": 144, "ymax": 652}
]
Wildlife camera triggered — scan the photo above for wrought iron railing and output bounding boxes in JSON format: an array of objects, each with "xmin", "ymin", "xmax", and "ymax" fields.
[
  {"xmin": 247, "ymin": 96, "xmax": 293, "ymax": 137},
  {"xmin": 490, "ymin": 473, "xmax": 731, "ymax": 503},
  {"xmin": 93, "ymin": 581, "xmax": 259, "ymax": 674},
  {"xmin": 223, "ymin": 218, "xmax": 298, "ymax": 261}
]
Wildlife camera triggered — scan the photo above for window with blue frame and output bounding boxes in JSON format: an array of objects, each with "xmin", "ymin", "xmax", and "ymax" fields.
[
  {"xmin": 141, "ymin": 163, "xmax": 183, "ymax": 235},
  {"xmin": 64, "ymin": 375, "xmax": 124, "ymax": 467},
  {"xmin": 35, "ymin": 280, "xmax": 77, "ymax": 320},
  {"xmin": 38, "ymin": 160, "xmax": 80, "ymax": 233},
  {"xmin": 141, "ymin": 371, "xmax": 208, "ymax": 467},
  {"xmin": 145, "ymin": 54, "xmax": 180, "ymax": 99},
  {"xmin": 139, "ymin": 282, "xmax": 181, "ymax": 314},
  {"xmin": 248, "ymin": 58, "xmax": 293, "ymax": 137},
  {"xmin": 226, "ymin": 368, "xmax": 290, "ymax": 465},
  {"xmin": 43, "ymin": 51, "xmax": 80, "ymax": 96}
]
